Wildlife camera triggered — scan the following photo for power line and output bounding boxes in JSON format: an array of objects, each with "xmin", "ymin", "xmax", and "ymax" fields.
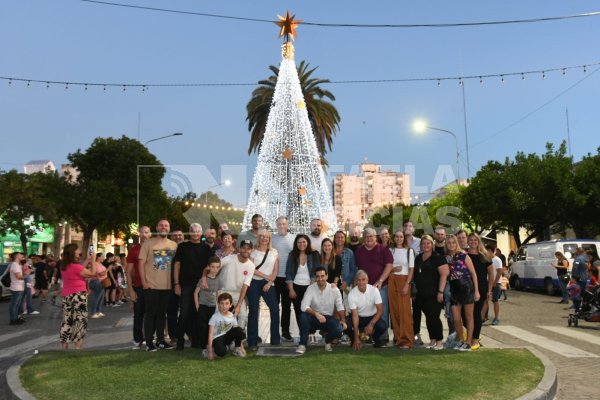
[
  {"xmin": 81, "ymin": 1, "xmax": 600, "ymax": 29},
  {"xmin": 1, "ymin": 60, "xmax": 597, "ymax": 90}
]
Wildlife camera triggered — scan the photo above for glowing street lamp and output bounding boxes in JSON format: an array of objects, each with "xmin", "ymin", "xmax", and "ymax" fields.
[{"xmin": 412, "ymin": 120, "xmax": 460, "ymax": 184}]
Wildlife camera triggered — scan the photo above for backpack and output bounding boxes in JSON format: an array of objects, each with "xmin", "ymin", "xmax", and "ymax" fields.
[{"xmin": 1, "ymin": 271, "xmax": 11, "ymax": 287}]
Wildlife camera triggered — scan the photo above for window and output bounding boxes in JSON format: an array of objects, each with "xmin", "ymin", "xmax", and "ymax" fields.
[{"xmin": 516, "ymin": 246, "xmax": 527, "ymax": 261}]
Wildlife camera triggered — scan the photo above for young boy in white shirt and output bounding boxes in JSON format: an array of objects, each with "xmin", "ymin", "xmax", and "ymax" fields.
[{"xmin": 207, "ymin": 292, "xmax": 246, "ymax": 360}]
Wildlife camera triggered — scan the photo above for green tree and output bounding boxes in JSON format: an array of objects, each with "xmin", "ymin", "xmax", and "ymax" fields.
[
  {"xmin": 59, "ymin": 136, "xmax": 168, "ymax": 252},
  {"xmin": 461, "ymin": 142, "xmax": 574, "ymax": 247},
  {"xmin": 569, "ymin": 148, "xmax": 600, "ymax": 237},
  {"xmin": 0, "ymin": 171, "xmax": 60, "ymax": 254},
  {"xmin": 246, "ymin": 60, "xmax": 341, "ymax": 165}
]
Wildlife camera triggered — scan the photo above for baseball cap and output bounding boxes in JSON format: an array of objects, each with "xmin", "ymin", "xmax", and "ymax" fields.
[{"xmin": 239, "ymin": 239, "xmax": 253, "ymax": 248}]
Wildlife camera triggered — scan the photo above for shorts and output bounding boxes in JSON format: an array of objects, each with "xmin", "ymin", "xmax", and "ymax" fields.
[
  {"xmin": 492, "ymin": 283, "xmax": 502, "ymax": 302},
  {"xmin": 35, "ymin": 278, "xmax": 48, "ymax": 290},
  {"xmin": 449, "ymin": 280, "xmax": 474, "ymax": 306}
]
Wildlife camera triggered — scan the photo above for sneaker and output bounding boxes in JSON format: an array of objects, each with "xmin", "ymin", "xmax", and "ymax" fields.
[
  {"xmin": 308, "ymin": 334, "xmax": 317, "ymax": 345},
  {"xmin": 431, "ymin": 343, "xmax": 444, "ymax": 351},
  {"xmin": 414, "ymin": 334, "xmax": 424, "ymax": 346},
  {"xmin": 29, "ymin": 311, "xmax": 40, "ymax": 315},
  {"xmin": 296, "ymin": 345, "xmax": 306, "ymax": 354},
  {"xmin": 324, "ymin": 343, "xmax": 333, "ymax": 352},
  {"xmin": 282, "ymin": 333, "xmax": 293, "ymax": 342},
  {"xmin": 453, "ymin": 341, "xmax": 464, "ymax": 351},
  {"xmin": 234, "ymin": 346, "xmax": 246, "ymax": 357},
  {"xmin": 91, "ymin": 313, "xmax": 102, "ymax": 319},
  {"xmin": 157, "ymin": 341, "xmax": 174, "ymax": 350},
  {"xmin": 340, "ymin": 334, "xmax": 351, "ymax": 345},
  {"xmin": 470, "ymin": 342, "xmax": 480, "ymax": 351},
  {"xmin": 146, "ymin": 344, "xmax": 157, "ymax": 352},
  {"xmin": 458, "ymin": 342, "xmax": 471, "ymax": 352},
  {"xmin": 373, "ymin": 340, "xmax": 387, "ymax": 348},
  {"xmin": 201, "ymin": 349, "xmax": 208, "ymax": 359},
  {"xmin": 99, "ymin": 312, "xmax": 105, "ymax": 317},
  {"xmin": 491, "ymin": 319, "xmax": 499, "ymax": 326}
]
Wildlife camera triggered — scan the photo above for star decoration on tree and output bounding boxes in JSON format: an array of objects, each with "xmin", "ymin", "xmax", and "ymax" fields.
[
  {"xmin": 275, "ymin": 11, "xmax": 302, "ymax": 42},
  {"xmin": 282, "ymin": 147, "xmax": 294, "ymax": 160},
  {"xmin": 297, "ymin": 100, "xmax": 306, "ymax": 109},
  {"xmin": 298, "ymin": 187, "xmax": 307, "ymax": 196}
]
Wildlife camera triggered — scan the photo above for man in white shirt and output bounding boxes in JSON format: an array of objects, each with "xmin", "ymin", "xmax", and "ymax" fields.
[
  {"xmin": 346, "ymin": 270, "xmax": 387, "ymax": 350},
  {"xmin": 485, "ymin": 244, "xmax": 504, "ymax": 325},
  {"xmin": 8, "ymin": 252, "xmax": 26, "ymax": 325},
  {"xmin": 296, "ymin": 267, "xmax": 346, "ymax": 354},
  {"xmin": 309, "ymin": 218, "xmax": 326, "ymax": 252},
  {"xmin": 216, "ymin": 240, "xmax": 256, "ymax": 330},
  {"xmin": 403, "ymin": 220, "xmax": 421, "ymax": 255},
  {"xmin": 271, "ymin": 216, "xmax": 296, "ymax": 341}
]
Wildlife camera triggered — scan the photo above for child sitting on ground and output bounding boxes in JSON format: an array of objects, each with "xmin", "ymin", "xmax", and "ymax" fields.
[
  {"xmin": 207, "ymin": 292, "xmax": 246, "ymax": 360},
  {"xmin": 194, "ymin": 256, "xmax": 221, "ymax": 358},
  {"xmin": 567, "ymin": 277, "xmax": 582, "ymax": 313}
]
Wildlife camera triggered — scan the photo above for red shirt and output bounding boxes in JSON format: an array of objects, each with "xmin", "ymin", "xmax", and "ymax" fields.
[
  {"xmin": 126, "ymin": 244, "xmax": 142, "ymax": 288},
  {"xmin": 355, "ymin": 244, "xmax": 393, "ymax": 286}
]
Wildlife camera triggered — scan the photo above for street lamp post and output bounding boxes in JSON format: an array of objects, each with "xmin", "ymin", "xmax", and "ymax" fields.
[
  {"xmin": 205, "ymin": 180, "xmax": 231, "ymax": 204},
  {"xmin": 413, "ymin": 121, "xmax": 460, "ymax": 184},
  {"xmin": 144, "ymin": 132, "xmax": 183, "ymax": 145}
]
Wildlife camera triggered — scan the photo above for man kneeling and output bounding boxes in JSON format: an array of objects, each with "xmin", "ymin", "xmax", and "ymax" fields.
[
  {"xmin": 296, "ymin": 267, "xmax": 346, "ymax": 354},
  {"xmin": 207, "ymin": 292, "xmax": 246, "ymax": 360},
  {"xmin": 347, "ymin": 270, "xmax": 388, "ymax": 351}
]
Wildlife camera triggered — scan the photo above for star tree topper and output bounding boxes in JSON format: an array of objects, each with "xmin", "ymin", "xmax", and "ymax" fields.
[{"xmin": 275, "ymin": 11, "xmax": 302, "ymax": 42}]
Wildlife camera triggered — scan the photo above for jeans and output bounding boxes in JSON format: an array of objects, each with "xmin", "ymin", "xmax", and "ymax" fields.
[
  {"xmin": 9, "ymin": 290, "xmax": 25, "ymax": 322},
  {"xmin": 22, "ymin": 286, "xmax": 34, "ymax": 314},
  {"xmin": 247, "ymin": 279, "xmax": 281, "ymax": 347},
  {"xmin": 132, "ymin": 286, "xmax": 145, "ymax": 343},
  {"xmin": 346, "ymin": 315, "xmax": 388, "ymax": 344},
  {"xmin": 299, "ymin": 312, "xmax": 342, "ymax": 346},
  {"xmin": 444, "ymin": 282, "xmax": 455, "ymax": 335},
  {"xmin": 557, "ymin": 275, "xmax": 568, "ymax": 302},
  {"xmin": 378, "ymin": 285, "xmax": 389, "ymax": 342},
  {"xmin": 89, "ymin": 279, "xmax": 104, "ymax": 315}
]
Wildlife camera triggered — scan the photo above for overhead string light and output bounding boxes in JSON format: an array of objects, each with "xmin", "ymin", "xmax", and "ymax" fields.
[{"xmin": 1, "ymin": 60, "xmax": 598, "ymax": 91}]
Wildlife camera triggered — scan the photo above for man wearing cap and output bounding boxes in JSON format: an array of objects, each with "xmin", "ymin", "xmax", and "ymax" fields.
[{"xmin": 205, "ymin": 239, "xmax": 256, "ymax": 329}]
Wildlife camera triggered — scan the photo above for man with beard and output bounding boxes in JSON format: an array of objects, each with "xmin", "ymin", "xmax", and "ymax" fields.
[
  {"xmin": 126, "ymin": 225, "xmax": 152, "ymax": 349},
  {"xmin": 433, "ymin": 226, "xmax": 447, "ymax": 256},
  {"xmin": 173, "ymin": 223, "xmax": 212, "ymax": 350},
  {"xmin": 456, "ymin": 229, "xmax": 469, "ymax": 251},
  {"xmin": 238, "ymin": 214, "xmax": 263, "ymax": 247},
  {"xmin": 309, "ymin": 218, "xmax": 326, "ymax": 252},
  {"xmin": 348, "ymin": 227, "xmax": 362, "ymax": 254},
  {"xmin": 204, "ymin": 228, "xmax": 219, "ymax": 253},
  {"xmin": 139, "ymin": 219, "xmax": 178, "ymax": 352}
]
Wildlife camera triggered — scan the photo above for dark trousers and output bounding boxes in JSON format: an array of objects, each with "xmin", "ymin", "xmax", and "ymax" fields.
[
  {"xmin": 177, "ymin": 286, "xmax": 198, "ymax": 346},
  {"xmin": 291, "ymin": 284, "xmax": 308, "ymax": 329},
  {"xmin": 143, "ymin": 289, "xmax": 170, "ymax": 344},
  {"xmin": 247, "ymin": 279, "xmax": 281, "ymax": 347},
  {"xmin": 415, "ymin": 295, "xmax": 443, "ymax": 341},
  {"xmin": 198, "ymin": 304, "xmax": 215, "ymax": 349},
  {"xmin": 346, "ymin": 315, "xmax": 388, "ymax": 344},
  {"xmin": 473, "ymin": 295, "xmax": 485, "ymax": 340},
  {"xmin": 299, "ymin": 313, "xmax": 342, "ymax": 346},
  {"xmin": 213, "ymin": 327, "xmax": 246, "ymax": 357},
  {"xmin": 167, "ymin": 291, "xmax": 179, "ymax": 340},
  {"xmin": 133, "ymin": 286, "xmax": 145, "ymax": 343},
  {"xmin": 412, "ymin": 297, "xmax": 422, "ymax": 335},
  {"xmin": 275, "ymin": 277, "xmax": 292, "ymax": 336}
]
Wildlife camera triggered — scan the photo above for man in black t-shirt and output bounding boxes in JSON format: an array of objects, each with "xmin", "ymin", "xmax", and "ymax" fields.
[
  {"xmin": 33, "ymin": 255, "xmax": 48, "ymax": 301},
  {"xmin": 173, "ymin": 223, "xmax": 212, "ymax": 350}
]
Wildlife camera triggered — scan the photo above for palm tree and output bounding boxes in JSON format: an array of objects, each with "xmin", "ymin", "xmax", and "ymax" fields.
[{"xmin": 246, "ymin": 60, "xmax": 340, "ymax": 166}]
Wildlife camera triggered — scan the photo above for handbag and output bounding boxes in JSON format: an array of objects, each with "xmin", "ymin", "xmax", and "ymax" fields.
[
  {"xmin": 101, "ymin": 277, "xmax": 112, "ymax": 289},
  {"xmin": 254, "ymin": 249, "xmax": 270, "ymax": 270}
]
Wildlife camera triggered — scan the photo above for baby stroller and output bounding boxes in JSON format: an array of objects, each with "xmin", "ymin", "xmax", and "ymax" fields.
[{"xmin": 568, "ymin": 285, "xmax": 600, "ymax": 327}]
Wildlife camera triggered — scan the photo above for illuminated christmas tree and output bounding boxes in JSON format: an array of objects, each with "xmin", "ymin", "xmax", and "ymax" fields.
[{"xmin": 242, "ymin": 12, "xmax": 337, "ymax": 234}]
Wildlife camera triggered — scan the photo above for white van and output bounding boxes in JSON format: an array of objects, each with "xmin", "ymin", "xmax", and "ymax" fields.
[{"xmin": 510, "ymin": 239, "xmax": 599, "ymax": 295}]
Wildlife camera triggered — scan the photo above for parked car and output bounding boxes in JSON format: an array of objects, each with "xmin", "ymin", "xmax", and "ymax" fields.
[
  {"xmin": 0, "ymin": 262, "xmax": 11, "ymax": 299},
  {"xmin": 510, "ymin": 239, "xmax": 600, "ymax": 295}
]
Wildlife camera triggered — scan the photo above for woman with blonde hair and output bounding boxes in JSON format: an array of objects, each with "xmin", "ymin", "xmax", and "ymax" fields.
[
  {"xmin": 388, "ymin": 229, "xmax": 415, "ymax": 347},
  {"xmin": 467, "ymin": 233, "xmax": 493, "ymax": 350},
  {"xmin": 446, "ymin": 234, "xmax": 479, "ymax": 351},
  {"xmin": 248, "ymin": 229, "xmax": 280, "ymax": 349}
]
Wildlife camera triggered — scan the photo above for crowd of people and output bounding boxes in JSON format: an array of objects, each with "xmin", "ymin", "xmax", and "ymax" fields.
[{"xmin": 6, "ymin": 215, "xmax": 524, "ymax": 357}]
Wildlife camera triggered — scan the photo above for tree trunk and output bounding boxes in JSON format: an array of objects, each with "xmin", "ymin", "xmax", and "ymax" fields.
[{"xmin": 19, "ymin": 232, "xmax": 28, "ymax": 256}]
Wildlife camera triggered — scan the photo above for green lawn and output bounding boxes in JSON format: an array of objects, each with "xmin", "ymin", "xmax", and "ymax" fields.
[{"xmin": 21, "ymin": 347, "xmax": 542, "ymax": 400}]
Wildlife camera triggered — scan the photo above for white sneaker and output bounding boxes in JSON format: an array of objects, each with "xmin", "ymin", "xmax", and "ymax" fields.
[
  {"xmin": 201, "ymin": 349, "xmax": 208, "ymax": 359},
  {"xmin": 30, "ymin": 311, "xmax": 40, "ymax": 315},
  {"xmin": 296, "ymin": 345, "xmax": 306, "ymax": 354},
  {"xmin": 91, "ymin": 313, "xmax": 102, "ymax": 319},
  {"xmin": 99, "ymin": 312, "xmax": 105, "ymax": 317},
  {"xmin": 324, "ymin": 343, "xmax": 333, "ymax": 352},
  {"xmin": 234, "ymin": 346, "xmax": 246, "ymax": 357}
]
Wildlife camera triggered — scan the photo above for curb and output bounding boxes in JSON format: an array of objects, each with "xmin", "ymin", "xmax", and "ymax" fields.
[
  {"xmin": 6, "ymin": 356, "xmax": 35, "ymax": 400},
  {"xmin": 6, "ymin": 345, "xmax": 558, "ymax": 400},
  {"xmin": 516, "ymin": 346, "xmax": 558, "ymax": 400}
]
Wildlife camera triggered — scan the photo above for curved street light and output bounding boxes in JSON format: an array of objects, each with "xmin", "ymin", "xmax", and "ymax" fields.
[
  {"xmin": 412, "ymin": 120, "xmax": 460, "ymax": 184},
  {"xmin": 144, "ymin": 132, "xmax": 183, "ymax": 145}
]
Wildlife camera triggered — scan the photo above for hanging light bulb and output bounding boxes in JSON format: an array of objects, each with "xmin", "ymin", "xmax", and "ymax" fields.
[
  {"xmin": 583, "ymin": 65, "xmax": 587, "ymax": 73},
  {"xmin": 27, "ymin": 81, "xmax": 30, "ymax": 88},
  {"xmin": 8, "ymin": 79, "xmax": 12, "ymax": 86},
  {"xmin": 563, "ymin": 68, "xmax": 566, "ymax": 76},
  {"xmin": 458, "ymin": 78, "xmax": 463, "ymax": 86},
  {"xmin": 521, "ymin": 73, "xmax": 525, "ymax": 80},
  {"xmin": 84, "ymin": 84, "xmax": 88, "ymax": 91},
  {"xmin": 542, "ymin": 71, "xmax": 546, "ymax": 79},
  {"xmin": 479, "ymin": 76, "xmax": 483, "ymax": 85},
  {"xmin": 46, "ymin": 82, "xmax": 50, "ymax": 89},
  {"xmin": 437, "ymin": 79, "xmax": 441, "ymax": 87},
  {"xmin": 103, "ymin": 85, "xmax": 106, "ymax": 91},
  {"xmin": 122, "ymin": 85, "xmax": 126, "ymax": 91},
  {"xmin": 65, "ymin": 83, "xmax": 69, "ymax": 90},
  {"xmin": 501, "ymin": 75, "xmax": 505, "ymax": 83}
]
